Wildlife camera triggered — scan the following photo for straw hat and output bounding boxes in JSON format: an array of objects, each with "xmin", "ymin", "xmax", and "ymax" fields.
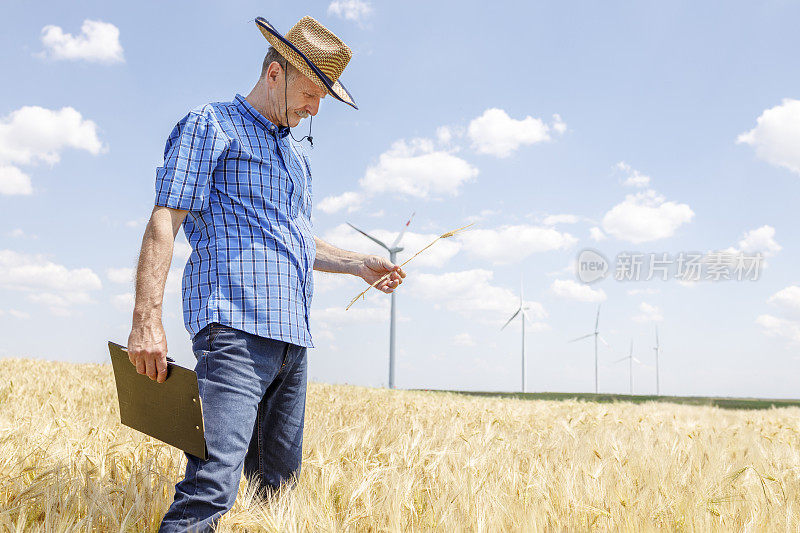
[{"xmin": 255, "ymin": 16, "xmax": 357, "ymax": 109}]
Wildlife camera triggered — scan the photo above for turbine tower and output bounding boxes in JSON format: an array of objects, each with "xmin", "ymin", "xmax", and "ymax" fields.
[
  {"xmin": 568, "ymin": 304, "xmax": 610, "ymax": 394},
  {"xmin": 501, "ymin": 275, "xmax": 535, "ymax": 393},
  {"xmin": 614, "ymin": 340, "xmax": 641, "ymax": 395},
  {"xmin": 653, "ymin": 326, "xmax": 661, "ymax": 396},
  {"xmin": 347, "ymin": 213, "xmax": 414, "ymax": 389}
]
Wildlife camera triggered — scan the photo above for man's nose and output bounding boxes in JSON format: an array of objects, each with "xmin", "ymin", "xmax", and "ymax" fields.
[{"xmin": 309, "ymin": 98, "xmax": 321, "ymax": 116}]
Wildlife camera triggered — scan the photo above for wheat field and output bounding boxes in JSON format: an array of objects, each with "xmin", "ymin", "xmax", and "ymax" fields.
[{"xmin": 0, "ymin": 358, "xmax": 799, "ymax": 532}]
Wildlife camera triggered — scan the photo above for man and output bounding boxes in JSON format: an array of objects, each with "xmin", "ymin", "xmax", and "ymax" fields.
[{"xmin": 126, "ymin": 16, "xmax": 406, "ymax": 532}]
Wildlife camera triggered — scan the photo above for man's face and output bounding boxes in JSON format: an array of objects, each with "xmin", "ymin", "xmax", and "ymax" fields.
[{"xmin": 278, "ymin": 65, "xmax": 327, "ymax": 128}]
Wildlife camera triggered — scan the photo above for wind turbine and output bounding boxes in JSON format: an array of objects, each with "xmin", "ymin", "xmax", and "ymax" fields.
[
  {"xmin": 568, "ymin": 304, "xmax": 610, "ymax": 394},
  {"xmin": 653, "ymin": 326, "xmax": 661, "ymax": 396},
  {"xmin": 614, "ymin": 340, "xmax": 642, "ymax": 395},
  {"xmin": 500, "ymin": 275, "xmax": 536, "ymax": 393},
  {"xmin": 347, "ymin": 213, "xmax": 414, "ymax": 390}
]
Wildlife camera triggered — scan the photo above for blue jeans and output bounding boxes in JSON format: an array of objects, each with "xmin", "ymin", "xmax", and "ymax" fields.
[{"xmin": 159, "ymin": 322, "xmax": 308, "ymax": 533}]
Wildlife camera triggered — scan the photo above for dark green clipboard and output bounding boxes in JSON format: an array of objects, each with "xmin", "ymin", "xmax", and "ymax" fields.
[{"xmin": 108, "ymin": 341, "xmax": 208, "ymax": 460}]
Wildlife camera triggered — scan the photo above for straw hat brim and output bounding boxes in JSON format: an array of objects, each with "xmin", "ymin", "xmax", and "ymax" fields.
[{"xmin": 255, "ymin": 17, "xmax": 357, "ymax": 110}]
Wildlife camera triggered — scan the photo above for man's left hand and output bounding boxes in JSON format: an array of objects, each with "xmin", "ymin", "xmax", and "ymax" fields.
[{"xmin": 357, "ymin": 255, "xmax": 406, "ymax": 293}]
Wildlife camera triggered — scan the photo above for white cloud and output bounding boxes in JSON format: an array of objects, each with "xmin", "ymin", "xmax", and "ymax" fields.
[
  {"xmin": 736, "ymin": 225, "xmax": 781, "ymax": 256},
  {"xmin": 542, "ymin": 214, "xmax": 579, "ymax": 226},
  {"xmin": 697, "ymin": 226, "xmax": 782, "ymax": 275},
  {"xmin": 616, "ymin": 161, "xmax": 651, "ymax": 188},
  {"xmin": 602, "ymin": 189, "xmax": 694, "ymax": 243},
  {"xmin": 0, "ymin": 249, "xmax": 102, "ymax": 314},
  {"xmin": 756, "ymin": 314, "xmax": 800, "ymax": 344},
  {"xmin": 173, "ymin": 239, "xmax": 192, "ymax": 262},
  {"xmin": 318, "ymin": 191, "xmax": 364, "ymax": 214},
  {"xmin": 165, "ymin": 269, "xmax": 182, "ymax": 299},
  {"xmin": 627, "ymin": 288, "xmax": 660, "ymax": 296},
  {"xmin": 458, "ymin": 224, "xmax": 577, "ymax": 264},
  {"xmin": 552, "ymin": 113, "xmax": 567, "ymax": 135},
  {"xmin": 737, "ymin": 98, "xmax": 800, "ymax": 175},
  {"xmin": 546, "ymin": 260, "xmax": 574, "ymax": 278},
  {"xmin": 40, "ymin": 20, "xmax": 124, "ymax": 63},
  {"xmin": 313, "ymin": 302, "xmax": 388, "ymax": 326},
  {"xmin": 756, "ymin": 284, "xmax": 800, "ymax": 344},
  {"xmin": 409, "ymin": 269, "xmax": 547, "ymax": 320},
  {"xmin": 436, "ymin": 126, "xmax": 453, "ymax": 145},
  {"xmin": 0, "ymin": 105, "xmax": 104, "ymax": 195},
  {"xmin": 112, "ymin": 292, "xmax": 134, "ymax": 312},
  {"xmin": 313, "ymin": 271, "xmax": 353, "ymax": 294},
  {"xmin": 322, "ymin": 223, "xmax": 460, "ymax": 268},
  {"xmin": 6, "ymin": 228, "xmax": 34, "ymax": 239},
  {"xmin": 125, "ymin": 217, "xmax": 147, "ymax": 229},
  {"xmin": 454, "ymin": 332, "xmax": 477, "ymax": 347},
  {"xmin": 359, "ymin": 138, "xmax": 478, "ymax": 198},
  {"xmin": 551, "ymin": 279, "xmax": 606, "ymax": 303},
  {"xmin": 8, "ymin": 309, "xmax": 31, "ymax": 320},
  {"xmin": 107, "ymin": 267, "xmax": 134, "ymax": 284},
  {"xmin": 632, "ymin": 302, "xmax": 663, "ymax": 323},
  {"xmin": 327, "ymin": 0, "xmax": 372, "ymax": 22},
  {"xmin": 27, "ymin": 292, "xmax": 91, "ymax": 316},
  {"xmin": 464, "ymin": 209, "xmax": 499, "ymax": 224},
  {"xmin": 0, "ymin": 250, "xmax": 101, "ymax": 292},
  {"xmin": 467, "ymin": 108, "xmax": 564, "ymax": 158},
  {"xmin": 767, "ymin": 286, "xmax": 800, "ymax": 315},
  {"xmin": 589, "ymin": 226, "xmax": 606, "ymax": 241},
  {"xmin": 0, "ymin": 105, "xmax": 104, "ymax": 166},
  {"xmin": 0, "ymin": 166, "xmax": 33, "ymax": 195}
]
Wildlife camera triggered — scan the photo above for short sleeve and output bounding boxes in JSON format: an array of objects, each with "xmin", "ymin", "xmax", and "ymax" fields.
[{"xmin": 154, "ymin": 111, "xmax": 226, "ymax": 212}]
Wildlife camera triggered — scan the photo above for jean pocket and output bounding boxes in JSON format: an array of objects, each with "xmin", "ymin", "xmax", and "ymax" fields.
[{"xmin": 207, "ymin": 322, "xmax": 225, "ymax": 347}]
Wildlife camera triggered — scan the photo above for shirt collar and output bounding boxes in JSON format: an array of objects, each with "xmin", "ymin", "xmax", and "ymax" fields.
[{"xmin": 234, "ymin": 94, "xmax": 290, "ymax": 139}]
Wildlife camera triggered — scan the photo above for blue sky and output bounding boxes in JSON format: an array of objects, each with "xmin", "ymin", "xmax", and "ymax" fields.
[{"xmin": 2, "ymin": 0, "xmax": 800, "ymax": 398}]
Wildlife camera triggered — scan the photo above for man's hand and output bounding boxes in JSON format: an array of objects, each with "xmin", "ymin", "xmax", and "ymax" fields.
[
  {"xmin": 126, "ymin": 205, "xmax": 187, "ymax": 384},
  {"xmin": 356, "ymin": 255, "xmax": 406, "ymax": 293},
  {"xmin": 127, "ymin": 319, "xmax": 169, "ymax": 383}
]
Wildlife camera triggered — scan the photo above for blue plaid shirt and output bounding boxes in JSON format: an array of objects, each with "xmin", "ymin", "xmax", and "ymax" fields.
[{"xmin": 155, "ymin": 94, "xmax": 316, "ymax": 347}]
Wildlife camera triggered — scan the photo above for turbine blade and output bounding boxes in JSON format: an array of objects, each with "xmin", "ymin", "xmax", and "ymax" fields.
[
  {"xmin": 613, "ymin": 355, "xmax": 629, "ymax": 364},
  {"xmin": 632, "ymin": 356, "xmax": 642, "ymax": 364},
  {"xmin": 501, "ymin": 308, "xmax": 521, "ymax": 330},
  {"xmin": 598, "ymin": 335, "xmax": 610, "ymax": 347},
  {"xmin": 595, "ymin": 304, "xmax": 601, "ymax": 330},
  {"xmin": 390, "ymin": 212, "xmax": 415, "ymax": 249},
  {"xmin": 347, "ymin": 222, "xmax": 391, "ymax": 251},
  {"xmin": 569, "ymin": 333, "xmax": 594, "ymax": 343}
]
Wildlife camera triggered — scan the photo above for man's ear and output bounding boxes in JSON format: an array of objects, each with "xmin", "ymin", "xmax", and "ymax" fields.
[{"xmin": 265, "ymin": 61, "xmax": 283, "ymax": 87}]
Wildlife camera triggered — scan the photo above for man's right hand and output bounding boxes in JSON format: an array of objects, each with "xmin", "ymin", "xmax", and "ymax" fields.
[{"xmin": 127, "ymin": 319, "xmax": 169, "ymax": 383}]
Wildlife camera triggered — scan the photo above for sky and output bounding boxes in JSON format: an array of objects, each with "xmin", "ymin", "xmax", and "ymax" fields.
[{"xmin": 1, "ymin": 0, "xmax": 800, "ymax": 398}]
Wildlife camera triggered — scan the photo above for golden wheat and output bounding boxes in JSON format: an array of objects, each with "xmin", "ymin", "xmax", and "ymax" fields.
[{"xmin": 0, "ymin": 358, "xmax": 798, "ymax": 532}]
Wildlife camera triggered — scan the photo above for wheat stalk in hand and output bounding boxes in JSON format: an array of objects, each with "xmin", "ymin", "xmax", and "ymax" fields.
[{"xmin": 345, "ymin": 222, "xmax": 476, "ymax": 310}]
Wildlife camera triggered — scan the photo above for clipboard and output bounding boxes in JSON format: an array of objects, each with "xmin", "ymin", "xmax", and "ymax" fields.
[{"xmin": 108, "ymin": 341, "xmax": 208, "ymax": 460}]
